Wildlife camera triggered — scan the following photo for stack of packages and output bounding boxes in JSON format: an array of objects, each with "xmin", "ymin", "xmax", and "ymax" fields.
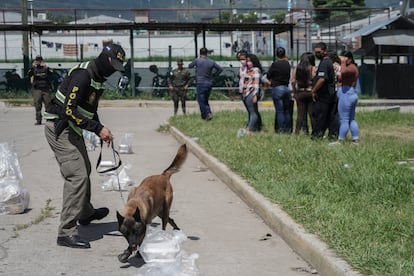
[
  {"xmin": 136, "ymin": 226, "xmax": 202, "ymax": 276},
  {"xmin": 0, "ymin": 142, "xmax": 30, "ymax": 215}
]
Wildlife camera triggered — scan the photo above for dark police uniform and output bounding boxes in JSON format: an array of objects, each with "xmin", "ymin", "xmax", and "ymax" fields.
[{"xmin": 43, "ymin": 44, "xmax": 125, "ymax": 247}]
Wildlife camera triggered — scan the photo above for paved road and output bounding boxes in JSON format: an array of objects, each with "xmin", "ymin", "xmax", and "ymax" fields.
[{"xmin": 0, "ymin": 105, "xmax": 315, "ymax": 276}]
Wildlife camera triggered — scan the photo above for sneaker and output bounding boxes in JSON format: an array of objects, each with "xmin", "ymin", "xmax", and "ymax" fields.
[
  {"xmin": 328, "ymin": 141, "xmax": 343, "ymax": 146},
  {"xmin": 205, "ymin": 113, "xmax": 213, "ymax": 121},
  {"xmin": 78, "ymin": 207, "xmax": 109, "ymax": 225}
]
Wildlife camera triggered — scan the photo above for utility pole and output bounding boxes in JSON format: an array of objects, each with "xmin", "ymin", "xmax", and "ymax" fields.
[{"xmin": 22, "ymin": 0, "xmax": 30, "ymax": 77}]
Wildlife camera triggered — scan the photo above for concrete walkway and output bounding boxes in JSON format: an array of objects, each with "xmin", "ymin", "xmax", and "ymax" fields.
[{"xmin": 0, "ymin": 105, "xmax": 315, "ymax": 276}]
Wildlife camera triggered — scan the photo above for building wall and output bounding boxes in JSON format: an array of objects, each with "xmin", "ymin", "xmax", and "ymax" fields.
[{"xmin": 0, "ymin": 31, "xmax": 281, "ymax": 61}]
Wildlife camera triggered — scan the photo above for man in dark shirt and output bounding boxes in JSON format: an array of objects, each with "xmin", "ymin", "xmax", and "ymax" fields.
[
  {"xmin": 189, "ymin": 47, "xmax": 222, "ymax": 120},
  {"xmin": 310, "ymin": 42, "xmax": 336, "ymax": 139}
]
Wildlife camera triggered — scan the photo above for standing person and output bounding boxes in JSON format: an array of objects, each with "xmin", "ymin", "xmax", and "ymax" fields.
[
  {"xmin": 43, "ymin": 44, "xmax": 126, "ymax": 249},
  {"xmin": 189, "ymin": 47, "xmax": 222, "ymax": 120},
  {"xmin": 291, "ymin": 52, "xmax": 316, "ymax": 134},
  {"xmin": 168, "ymin": 59, "xmax": 192, "ymax": 115},
  {"xmin": 237, "ymin": 50, "xmax": 249, "ymax": 126},
  {"xmin": 326, "ymin": 51, "xmax": 341, "ymax": 140},
  {"xmin": 28, "ymin": 55, "xmax": 54, "ymax": 125},
  {"xmin": 242, "ymin": 53, "xmax": 263, "ymax": 134},
  {"xmin": 336, "ymin": 50, "xmax": 360, "ymax": 143},
  {"xmin": 267, "ymin": 47, "xmax": 292, "ymax": 133},
  {"xmin": 310, "ymin": 42, "xmax": 336, "ymax": 139}
]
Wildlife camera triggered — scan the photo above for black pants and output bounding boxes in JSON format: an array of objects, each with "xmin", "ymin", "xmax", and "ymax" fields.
[{"xmin": 310, "ymin": 100, "xmax": 335, "ymax": 139}]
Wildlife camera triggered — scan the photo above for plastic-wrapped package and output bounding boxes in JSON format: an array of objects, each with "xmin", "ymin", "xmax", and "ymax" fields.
[
  {"xmin": 83, "ymin": 130, "xmax": 99, "ymax": 151},
  {"xmin": 136, "ymin": 226, "xmax": 202, "ymax": 276},
  {"xmin": 0, "ymin": 179, "xmax": 30, "ymax": 215},
  {"xmin": 0, "ymin": 142, "xmax": 29, "ymax": 215},
  {"xmin": 101, "ymin": 164, "xmax": 133, "ymax": 191},
  {"xmin": 0, "ymin": 142, "xmax": 23, "ymax": 180},
  {"xmin": 118, "ymin": 133, "xmax": 134, "ymax": 154}
]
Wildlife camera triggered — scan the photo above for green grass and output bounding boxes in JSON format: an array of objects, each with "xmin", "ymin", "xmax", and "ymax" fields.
[{"xmin": 169, "ymin": 109, "xmax": 414, "ymax": 276}]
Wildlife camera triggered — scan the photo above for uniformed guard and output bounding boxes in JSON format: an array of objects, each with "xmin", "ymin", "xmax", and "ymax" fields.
[
  {"xmin": 168, "ymin": 59, "xmax": 192, "ymax": 115},
  {"xmin": 43, "ymin": 44, "xmax": 126, "ymax": 249},
  {"xmin": 28, "ymin": 55, "xmax": 54, "ymax": 125}
]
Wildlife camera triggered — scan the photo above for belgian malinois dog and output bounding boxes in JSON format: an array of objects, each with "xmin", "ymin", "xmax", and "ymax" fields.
[{"xmin": 117, "ymin": 144, "xmax": 187, "ymax": 263}]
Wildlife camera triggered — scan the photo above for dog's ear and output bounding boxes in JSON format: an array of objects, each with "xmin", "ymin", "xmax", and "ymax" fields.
[
  {"xmin": 116, "ymin": 211, "xmax": 124, "ymax": 227},
  {"xmin": 133, "ymin": 208, "xmax": 141, "ymax": 222}
]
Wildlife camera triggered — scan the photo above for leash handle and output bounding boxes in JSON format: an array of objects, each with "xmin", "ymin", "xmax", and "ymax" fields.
[{"xmin": 96, "ymin": 140, "xmax": 122, "ymax": 174}]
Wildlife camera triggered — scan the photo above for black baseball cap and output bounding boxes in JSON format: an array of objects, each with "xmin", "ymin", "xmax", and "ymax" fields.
[
  {"xmin": 102, "ymin": 44, "xmax": 126, "ymax": 72},
  {"xmin": 35, "ymin": 55, "xmax": 43, "ymax": 61}
]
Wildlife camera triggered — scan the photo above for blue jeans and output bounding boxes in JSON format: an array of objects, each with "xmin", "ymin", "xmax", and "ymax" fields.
[
  {"xmin": 243, "ymin": 93, "xmax": 262, "ymax": 132},
  {"xmin": 337, "ymin": 86, "xmax": 359, "ymax": 140},
  {"xmin": 196, "ymin": 83, "xmax": 212, "ymax": 119},
  {"xmin": 271, "ymin": 85, "xmax": 292, "ymax": 133}
]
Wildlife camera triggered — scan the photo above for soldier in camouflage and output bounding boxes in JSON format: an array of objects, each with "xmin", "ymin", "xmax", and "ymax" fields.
[{"xmin": 168, "ymin": 59, "xmax": 192, "ymax": 115}]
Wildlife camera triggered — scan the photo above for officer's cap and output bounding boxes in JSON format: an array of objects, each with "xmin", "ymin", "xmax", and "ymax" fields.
[{"xmin": 102, "ymin": 44, "xmax": 126, "ymax": 72}]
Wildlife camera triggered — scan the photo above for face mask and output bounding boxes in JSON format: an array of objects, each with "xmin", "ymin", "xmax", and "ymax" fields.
[
  {"xmin": 240, "ymin": 60, "xmax": 247, "ymax": 67},
  {"xmin": 247, "ymin": 61, "xmax": 253, "ymax": 68},
  {"xmin": 315, "ymin": 52, "xmax": 323, "ymax": 60}
]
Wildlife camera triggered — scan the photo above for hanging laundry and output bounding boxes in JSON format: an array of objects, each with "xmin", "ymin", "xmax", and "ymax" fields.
[
  {"xmin": 63, "ymin": 44, "xmax": 77, "ymax": 56},
  {"xmin": 55, "ymin": 43, "xmax": 62, "ymax": 51}
]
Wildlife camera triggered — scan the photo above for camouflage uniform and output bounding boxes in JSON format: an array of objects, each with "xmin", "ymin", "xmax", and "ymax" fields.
[{"xmin": 168, "ymin": 65, "xmax": 192, "ymax": 115}]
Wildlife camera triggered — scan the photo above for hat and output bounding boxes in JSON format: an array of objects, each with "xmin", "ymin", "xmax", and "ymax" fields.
[
  {"xmin": 35, "ymin": 55, "xmax": 43, "ymax": 61},
  {"xmin": 177, "ymin": 59, "xmax": 183, "ymax": 65},
  {"xmin": 102, "ymin": 44, "xmax": 126, "ymax": 72}
]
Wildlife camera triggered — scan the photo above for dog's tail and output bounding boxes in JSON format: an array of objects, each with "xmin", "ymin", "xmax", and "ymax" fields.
[{"xmin": 162, "ymin": 144, "xmax": 187, "ymax": 177}]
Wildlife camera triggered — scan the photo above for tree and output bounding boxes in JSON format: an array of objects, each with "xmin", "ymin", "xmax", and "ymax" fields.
[
  {"xmin": 272, "ymin": 10, "xmax": 287, "ymax": 23},
  {"xmin": 312, "ymin": 0, "xmax": 368, "ymax": 24}
]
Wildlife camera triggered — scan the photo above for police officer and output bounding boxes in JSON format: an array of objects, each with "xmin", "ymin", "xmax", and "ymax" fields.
[
  {"xmin": 168, "ymin": 59, "xmax": 192, "ymax": 115},
  {"xmin": 28, "ymin": 55, "xmax": 54, "ymax": 125},
  {"xmin": 44, "ymin": 44, "xmax": 126, "ymax": 249}
]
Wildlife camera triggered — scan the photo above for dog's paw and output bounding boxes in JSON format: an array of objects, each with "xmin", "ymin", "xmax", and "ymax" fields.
[{"xmin": 118, "ymin": 250, "xmax": 131, "ymax": 263}]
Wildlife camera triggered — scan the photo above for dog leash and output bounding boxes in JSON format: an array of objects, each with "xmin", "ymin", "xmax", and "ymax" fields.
[{"xmin": 96, "ymin": 140, "xmax": 125, "ymax": 203}]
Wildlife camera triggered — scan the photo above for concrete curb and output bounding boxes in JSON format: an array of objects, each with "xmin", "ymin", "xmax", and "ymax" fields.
[{"xmin": 170, "ymin": 126, "xmax": 362, "ymax": 276}]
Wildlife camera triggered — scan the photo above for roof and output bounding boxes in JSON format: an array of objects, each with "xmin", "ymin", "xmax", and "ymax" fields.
[
  {"xmin": 0, "ymin": 22, "xmax": 294, "ymax": 34},
  {"xmin": 372, "ymin": 29, "xmax": 414, "ymax": 46},
  {"xmin": 0, "ymin": 11, "xmax": 49, "ymax": 24},
  {"xmin": 343, "ymin": 15, "xmax": 400, "ymax": 39},
  {"xmin": 69, "ymin": 15, "xmax": 132, "ymax": 24}
]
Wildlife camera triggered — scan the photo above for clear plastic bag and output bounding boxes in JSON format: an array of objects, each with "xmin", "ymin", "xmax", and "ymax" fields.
[
  {"xmin": 0, "ymin": 142, "xmax": 23, "ymax": 180},
  {"xmin": 101, "ymin": 164, "xmax": 133, "ymax": 191},
  {"xmin": 83, "ymin": 130, "xmax": 99, "ymax": 151},
  {"xmin": 136, "ymin": 226, "xmax": 202, "ymax": 276},
  {"xmin": 118, "ymin": 133, "xmax": 134, "ymax": 154},
  {"xmin": 0, "ymin": 143, "xmax": 29, "ymax": 215}
]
